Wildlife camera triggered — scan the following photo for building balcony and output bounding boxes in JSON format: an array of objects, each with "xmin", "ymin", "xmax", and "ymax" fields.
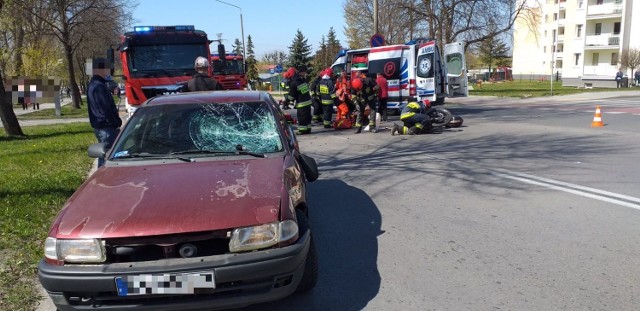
[
  {"xmin": 584, "ymin": 34, "xmax": 620, "ymax": 49},
  {"xmin": 555, "ymin": 53, "xmax": 564, "ymax": 59},
  {"xmin": 557, "ymin": 34, "xmax": 565, "ymax": 42},
  {"xmin": 583, "ymin": 64, "xmax": 618, "ymax": 77},
  {"xmin": 586, "ymin": 3, "xmax": 623, "ymax": 19}
]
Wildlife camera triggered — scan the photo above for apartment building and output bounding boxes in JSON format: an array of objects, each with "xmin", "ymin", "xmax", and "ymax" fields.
[{"xmin": 512, "ymin": 0, "xmax": 640, "ymax": 88}]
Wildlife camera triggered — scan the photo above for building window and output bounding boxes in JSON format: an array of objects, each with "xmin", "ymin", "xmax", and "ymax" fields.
[
  {"xmin": 595, "ymin": 23, "xmax": 602, "ymax": 35},
  {"xmin": 611, "ymin": 53, "xmax": 618, "ymax": 65},
  {"xmin": 614, "ymin": 22, "xmax": 621, "ymax": 35},
  {"xmin": 544, "ymin": 46, "xmax": 547, "ymax": 53},
  {"xmin": 574, "ymin": 53, "xmax": 581, "ymax": 66},
  {"xmin": 578, "ymin": 0, "xmax": 583, "ymax": 8},
  {"xmin": 544, "ymin": 30, "xmax": 547, "ymax": 37},
  {"xmin": 553, "ymin": 30, "xmax": 557, "ymax": 42},
  {"xmin": 576, "ymin": 25, "xmax": 583, "ymax": 37},
  {"xmin": 592, "ymin": 53, "xmax": 599, "ymax": 66},
  {"xmin": 553, "ymin": 13, "xmax": 558, "ymax": 21},
  {"xmin": 596, "ymin": 0, "xmax": 603, "ymax": 4}
]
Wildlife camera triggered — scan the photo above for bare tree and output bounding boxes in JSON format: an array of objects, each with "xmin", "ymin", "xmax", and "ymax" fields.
[
  {"xmin": 344, "ymin": 0, "xmax": 423, "ymax": 49},
  {"xmin": 403, "ymin": 0, "xmax": 540, "ymax": 52},
  {"xmin": 17, "ymin": 0, "xmax": 134, "ymax": 109},
  {"xmin": 620, "ymin": 47, "xmax": 640, "ymax": 82}
]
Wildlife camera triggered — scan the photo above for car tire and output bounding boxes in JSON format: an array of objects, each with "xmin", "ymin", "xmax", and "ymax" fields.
[{"xmin": 295, "ymin": 209, "xmax": 318, "ymax": 293}]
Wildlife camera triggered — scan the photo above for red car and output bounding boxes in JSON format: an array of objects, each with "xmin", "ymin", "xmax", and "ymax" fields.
[{"xmin": 38, "ymin": 91, "xmax": 319, "ymax": 310}]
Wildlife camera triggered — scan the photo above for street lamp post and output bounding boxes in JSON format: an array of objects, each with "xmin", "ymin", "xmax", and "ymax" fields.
[{"xmin": 216, "ymin": 0, "xmax": 246, "ymax": 60}]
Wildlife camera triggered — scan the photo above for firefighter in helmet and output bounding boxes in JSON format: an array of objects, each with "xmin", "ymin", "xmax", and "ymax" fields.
[
  {"xmin": 186, "ymin": 56, "xmax": 222, "ymax": 92},
  {"xmin": 316, "ymin": 68, "xmax": 337, "ymax": 128},
  {"xmin": 282, "ymin": 67, "xmax": 313, "ymax": 134},
  {"xmin": 391, "ymin": 100, "xmax": 433, "ymax": 135},
  {"xmin": 350, "ymin": 72, "xmax": 380, "ymax": 134},
  {"xmin": 309, "ymin": 70, "xmax": 323, "ymax": 123}
]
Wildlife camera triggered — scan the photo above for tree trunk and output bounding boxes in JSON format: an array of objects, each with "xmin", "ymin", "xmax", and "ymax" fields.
[
  {"xmin": 13, "ymin": 20, "xmax": 24, "ymax": 75},
  {"xmin": 0, "ymin": 81, "xmax": 25, "ymax": 137},
  {"xmin": 64, "ymin": 44, "xmax": 82, "ymax": 109}
]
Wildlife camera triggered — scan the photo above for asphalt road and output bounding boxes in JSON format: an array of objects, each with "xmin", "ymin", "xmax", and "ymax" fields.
[{"xmin": 34, "ymin": 92, "xmax": 640, "ymax": 310}]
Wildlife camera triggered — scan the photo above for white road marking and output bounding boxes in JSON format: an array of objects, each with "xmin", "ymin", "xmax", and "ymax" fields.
[{"xmin": 494, "ymin": 170, "xmax": 640, "ymax": 210}]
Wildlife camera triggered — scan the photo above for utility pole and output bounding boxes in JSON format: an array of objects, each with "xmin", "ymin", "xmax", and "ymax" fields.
[{"xmin": 373, "ymin": 0, "xmax": 379, "ymax": 35}]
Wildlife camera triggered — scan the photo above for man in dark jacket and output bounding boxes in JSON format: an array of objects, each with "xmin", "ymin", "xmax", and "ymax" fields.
[
  {"xmin": 186, "ymin": 56, "xmax": 223, "ymax": 91},
  {"xmin": 391, "ymin": 101, "xmax": 432, "ymax": 135},
  {"xmin": 87, "ymin": 58, "xmax": 122, "ymax": 167}
]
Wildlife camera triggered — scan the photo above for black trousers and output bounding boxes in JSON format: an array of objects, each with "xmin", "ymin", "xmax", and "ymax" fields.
[
  {"xmin": 401, "ymin": 113, "xmax": 431, "ymax": 134},
  {"xmin": 296, "ymin": 105, "xmax": 312, "ymax": 133},
  {"xmin": 322, "ymin": 103, "xmax": 334, "ymax": 126},
  {"xmin": 311, "ymin": 97, "xmax": 323, "ymax": 120},
  {"xmin": 379, "ymin": 98, "xmax": 388, "ymax": 120}
]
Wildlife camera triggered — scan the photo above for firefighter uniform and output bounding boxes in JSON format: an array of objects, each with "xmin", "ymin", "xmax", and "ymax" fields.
[
  {"xmin": 351, "ymin": 75, "xmax": 380, "ymax": 133},
  {"xmin": 284, "ymin": 71, "xmax": 313, "ymax": 134},
  {"xmin": 391, "ymin": 101, "xmax": 432, "ymax": 135},
  {"xmin": 317, "ymin": 73, "xmax": 336, "ymax": 128},
  {"xmin": 309, "ymin": 73, "xmax": 323, "ymax": 123},
  {"xmin": 280, "ymin": 80, "xmax": 291, "ymax": 109}
]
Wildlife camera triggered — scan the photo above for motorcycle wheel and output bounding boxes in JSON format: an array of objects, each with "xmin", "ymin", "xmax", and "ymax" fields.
[{"xmin": 430, "ymin": 107, "xmax": 453, "ymax": 127}]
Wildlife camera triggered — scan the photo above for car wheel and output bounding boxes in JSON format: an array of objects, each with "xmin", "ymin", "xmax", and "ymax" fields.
[{"xmin": 295, "ymin": 209, "xmax": 318, "ymax": 293}]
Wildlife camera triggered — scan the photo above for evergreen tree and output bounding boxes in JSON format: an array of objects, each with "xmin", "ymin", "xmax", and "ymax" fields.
[
  {"xmin": 232, "ymin": 38, "xmax": 243, "ymax": 56},
  {"xmin": 287, "ymin": 29, "xmax": 313, "ymax": 76},
  {"xmin": 312, "ymin": 28, "xmax": 343, "ymax": 76},
  {"xmin": 326, "ymin": 27, "xmax": 342, "ymax": 62},
  {"xmin": 478, "ymin": 36, "xmax": 509, "ymax": 78},
  {"xmin": 313, "ymin": 35, "xmax": 327, "ymax": 75},
  {"xmin": 245, "ymin": 35, "xmax": 259, "ymax": 86}
]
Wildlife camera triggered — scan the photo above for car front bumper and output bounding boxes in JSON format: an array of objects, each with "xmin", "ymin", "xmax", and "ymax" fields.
[{"xmin": 38, "ymin": 231, "xmax": 310, "ymax": 311}]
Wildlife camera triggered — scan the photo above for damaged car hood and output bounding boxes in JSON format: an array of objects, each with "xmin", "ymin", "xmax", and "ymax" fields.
[{"xmin": 53, "ymin": 158, "xmax": 285, "ymax": 239}]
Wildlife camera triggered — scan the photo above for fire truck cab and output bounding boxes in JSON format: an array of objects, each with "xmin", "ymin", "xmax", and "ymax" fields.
[
  {"xmin": 331, "ymin": 38, "xmax": 468, "ymax": 113},
  {"xmin": 119, "ymin": 25, "xmax": 212, "ymax": 117},
  {"xmin": 211, "ymin": 52, "xmax": 246, "ymax": 90}
]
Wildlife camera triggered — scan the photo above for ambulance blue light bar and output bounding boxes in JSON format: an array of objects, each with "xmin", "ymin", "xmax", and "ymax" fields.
[{"xmin": 134, "ymin": 25, "xmax": 195, "ymax": 32}]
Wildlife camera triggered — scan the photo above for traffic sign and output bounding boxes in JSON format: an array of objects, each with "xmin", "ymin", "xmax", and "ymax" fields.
[
  {"xmin": 370, "ymin": 34, "xmax": 385, "ymax": 47},
  {"xmin": 275, "ymin": 64, "xmax": 283, "ymax": 73},
  {"xmin": 269, "ymin": 68, "xmax": 275, "ymax": 74}
]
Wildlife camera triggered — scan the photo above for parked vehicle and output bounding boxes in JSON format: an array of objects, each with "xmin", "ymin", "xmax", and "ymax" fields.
[
  {"xmin": 211, "ymin": 52, "xmax": 247, "ymax": 90},
  {"xmin": 38, "ymin": 91, "xmax": 319, "ymax": 310},
  {"xmin": 331, "ymin": 38, "xmax": 468, "ymax": 114},
  {"xmin": 118, "ymin": 25, "xmax": 212, "ymax": 117}
]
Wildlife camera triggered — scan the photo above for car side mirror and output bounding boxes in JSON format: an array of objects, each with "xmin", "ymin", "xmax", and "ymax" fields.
[
  {"xmin": 298, "ymin": 153, "xmax": 319, "ymax": 182},
  {"xmin": 88, "ymin": 143, "xmax": 107, "ymax": 159}
]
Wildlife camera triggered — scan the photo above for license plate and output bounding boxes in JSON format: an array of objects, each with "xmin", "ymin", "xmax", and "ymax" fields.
[{"xmin": 115, "ymin": 272, "xmax": 215, "ymax": 296}]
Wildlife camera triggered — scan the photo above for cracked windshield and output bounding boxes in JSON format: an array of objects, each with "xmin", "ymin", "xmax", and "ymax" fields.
[{"xmin": 112, "ymin": 102, "xmax": 283, "ymax": 158}]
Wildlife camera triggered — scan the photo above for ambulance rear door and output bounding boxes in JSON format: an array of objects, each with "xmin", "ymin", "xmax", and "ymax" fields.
[{"xmin": 444, "ymin": 41, "xmax": 468, "ymax": 97}]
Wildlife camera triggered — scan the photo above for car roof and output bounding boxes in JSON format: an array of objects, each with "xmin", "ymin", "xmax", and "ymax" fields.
[{"xmin": 145, "ymin": 90, "xmax": 269, "ymax": 106}]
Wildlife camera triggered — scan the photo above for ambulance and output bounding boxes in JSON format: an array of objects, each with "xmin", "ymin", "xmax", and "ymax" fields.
[{"xmin": 330, "ymin": 38, "xmax": 468, "ymax": 113}]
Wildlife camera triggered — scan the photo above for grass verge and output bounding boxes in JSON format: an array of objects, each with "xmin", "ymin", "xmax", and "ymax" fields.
[
  {"xmin": 0, "ymin": 123, "xmax": 95, "ymax": 310},
  {"xmin": 469, "ymin": 80, "xmax": 640, "ymax": 98}
]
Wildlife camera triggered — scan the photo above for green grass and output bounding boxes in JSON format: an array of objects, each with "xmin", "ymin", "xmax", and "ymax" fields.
[
  {"xmin": 17, "ymin": 100, "xmax": 89, "ymax": 119},
  {"xmin": 16, "ymin": 96, "xmax": 122, "ymax": 120},
  {"xmin": 469, "ymin": 80, "xmax": 639, "ymax": 98},
  {"xmin": 0, "ymin": 123, "xmax": 96, "ymax": 310}
]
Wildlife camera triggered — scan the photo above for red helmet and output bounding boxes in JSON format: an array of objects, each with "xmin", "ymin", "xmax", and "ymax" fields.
[
  {"xmin": 351, "ymin": 78, "xmax": 363, "ymax": 90},
  {"xmin": 283, "ymin": 67, "xmax": 296, "ymax": 79},
  {"xmin": 324, "ymin": 68, "xmax": 333, "ymax": 77}
]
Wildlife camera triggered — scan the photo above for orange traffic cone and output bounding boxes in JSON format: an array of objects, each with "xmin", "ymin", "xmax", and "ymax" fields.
[{"xmin": 591, "ymin": 106, "xmax": 604, "ymax": 127}]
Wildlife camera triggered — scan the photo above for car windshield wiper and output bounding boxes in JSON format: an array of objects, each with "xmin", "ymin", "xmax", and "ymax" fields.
[
  {"xmin": 171, "ymin": 147, "xmax": 265, "ymax": 158},
  {"xmin": 113, "ymin": 152, "xmax": 193, "ymax": 162},
  {"xmin": 235, "ymin": 144, "xmax": 266, "ymax": 158}
]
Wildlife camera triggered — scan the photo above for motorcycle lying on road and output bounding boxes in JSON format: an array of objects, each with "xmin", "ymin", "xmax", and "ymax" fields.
[{"xmin": 421, "ymin": 100, "xmax": 463, "ymax": 129}]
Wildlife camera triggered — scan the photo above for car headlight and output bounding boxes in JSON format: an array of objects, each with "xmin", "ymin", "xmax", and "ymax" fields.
[
  {"xmin": 229, "ymin": 220, "xmax": 298, "ymax": 253},
  {"xmin": 44, "ymin": 237, "xmax": 106, "ymax": 263}
]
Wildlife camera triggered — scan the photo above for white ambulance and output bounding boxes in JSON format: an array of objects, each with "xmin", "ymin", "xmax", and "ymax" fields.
[{"xmin": 330, "ymin": 38, "xmax": 468, "ymax": 112}]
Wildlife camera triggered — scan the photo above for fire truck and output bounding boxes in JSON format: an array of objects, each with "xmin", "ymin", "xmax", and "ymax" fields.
[
  {"xmin": 119, "ymin": 25, "xmax": 212, "ymax": 117},
  {"xmin": 211, "ymin": 52, "xmax": 247, "ymax": 90},
  {"xmin": 331, "ymin": 38, "xmax": 468, "ymax": 113}
]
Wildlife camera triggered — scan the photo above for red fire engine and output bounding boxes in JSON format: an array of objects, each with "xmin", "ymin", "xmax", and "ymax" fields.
[
  {"xmin": 210, "ymin": 52, "xmax": 247, "ymax": 90},
  {"xmin": 119, "ymin": 25, "xmax": 212, "ymax": 117}
]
